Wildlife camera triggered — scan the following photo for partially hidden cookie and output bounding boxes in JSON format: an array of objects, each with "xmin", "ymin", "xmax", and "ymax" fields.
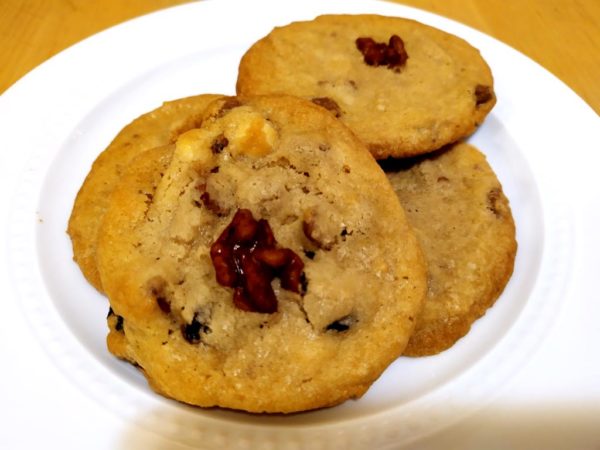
[
  {"xmin": 67, "ymin": 94, "xmax": 222, "ymax": 292},
  {"xmin": 381, "ymin": 142, "xmax": 516, "ymax": 356},
  {"xmin": 97, "ymin": 95, "xmax": 427, "ymax": 413},
  {"xmin": 237, "ymin": 14, "xmax": 496, "ymax": 159},
  {"xmin": 104, "ymin": 145, "xmax": 174, "ymax": 365}
]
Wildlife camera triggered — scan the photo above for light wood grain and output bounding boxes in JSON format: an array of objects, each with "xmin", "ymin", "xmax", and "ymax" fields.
[
  {"xmin": 399, "ymin": 0, "xmax": 600, "ymax": 115},
  {"xmin": 1, "ymin": 0, "xmax": 599, "ymax": 114}
]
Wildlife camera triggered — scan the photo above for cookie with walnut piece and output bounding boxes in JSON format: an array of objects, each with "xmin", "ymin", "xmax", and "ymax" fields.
[
  {"xmin": 67, "ymin": 94, "xmax": 222, "ymax": 292},
  {"xmin": 97, "ymin": 95, "xmax": 427, "ymax": 413},
  {"xmin": 237, "ymin": 14, "xmax": 496, "ymax": 159},
  {"xmin": 381, "ymin": 142, "xmax": 517, "ymax": 356}
]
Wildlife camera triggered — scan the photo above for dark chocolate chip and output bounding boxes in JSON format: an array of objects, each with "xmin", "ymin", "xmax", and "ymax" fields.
[
  {"xmin": 325, "ymin": 315, "xmax": 355, "ymax": 332},
  {"xmin": 108, "ymin": 307, "xmax": 125, "ymax": 332},
  {"xmin": 115, "ymin": 315, "xmax": 124, "ymax": 332},
  {"xmin": 303, "ymin": 250, "xmax": 316, "ymax": 260},
  {"xmin": 300, "ymin": 272, "xmax": 308, "ymax": 296},
  {"xmin": 181, "ymin": 314, "xmax": 211, "ymax": 344}
]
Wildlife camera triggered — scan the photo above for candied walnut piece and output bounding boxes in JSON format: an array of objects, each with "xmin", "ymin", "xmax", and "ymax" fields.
[
  {"xmin": 233, "ymin": 287, "xmax": 255, "ymax": 312},
  {"xmin": 216, "ymin": 97, "xmax": 243, "ymax": 117},
  {"xmin": 475, "ymin": 84, "xmax": 493, "ymax": 105},
  {"xmin": 486, "ymin": 187, "xmax": 503, "ymax": 217},
  {"xmin": 311, "ymin": 97, "xmax": 343, "ymax": 118},
  {"xmin": 386, "ymin": 35, "xmax": 409, "ymax": 69},
  {"xmin": 253, "ymin": 247, "xmax": 290, "ymax": 268},
  {"xmin": 279, "ymin": 250, "xmax": 305, "ymax": 293},
  {"xmin": 302, "ymin": 210, "xmax": 337, "ymax": 250},
  {"xmin": 210, "ymin": 209, "xmax": 305, "ymax": 313},
  {"xmin": 356, "ymin": 35, "xmax": 408, "ymax": 70},
  {"xmin": 356, "ymin": 37, "xmax": 385, "ymax": 66}
]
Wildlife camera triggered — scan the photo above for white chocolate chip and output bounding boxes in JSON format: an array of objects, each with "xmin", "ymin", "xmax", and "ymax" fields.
[
  {"xmin": 222, "ymin": 107, "xmax": 277, "ymax": 158},
  {"xmin": 175, "ymin": 128, "xmax": 216, "ymax": 168}
]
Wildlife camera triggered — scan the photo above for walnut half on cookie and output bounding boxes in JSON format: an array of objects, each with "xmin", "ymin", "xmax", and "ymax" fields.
[{"xmin": 96, "ymin": 95, "xmax": 427, "ymax": 413}]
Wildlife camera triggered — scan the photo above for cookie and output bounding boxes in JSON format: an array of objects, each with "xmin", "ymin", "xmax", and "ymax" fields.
[
  {"xmin": 67, "ymin": 94, "xmax": 222, "ymax": 292},
  {"xmin": 97, "ymin": 95, "xmax": 427, "ymax": 413},
  {"xmin": 381, "ymin": 142, "xmax": 516, "ymax": 356},
  {"xmin": 236, "ymin": 14, "xmax": 496, "ymax": 159}
]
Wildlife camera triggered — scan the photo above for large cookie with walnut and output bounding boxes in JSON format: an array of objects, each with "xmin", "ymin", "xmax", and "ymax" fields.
[
  {"xmin": 67, "ymin": 94, "xmax": 222, "ymax": 292},
  {"xmin": 382, "ymin": 142, "xmax": 516, "ymax": 356},
  {"xmin": 237, "ymin": 14, "xmax": 495, "ymax": 159},
  {"xmin": 97, "ymin": 95, "xmax": 427, "ymax": 413}
]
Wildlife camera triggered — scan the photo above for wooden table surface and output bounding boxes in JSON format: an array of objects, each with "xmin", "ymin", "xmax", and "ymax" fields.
[{"xmin": 1, "ymin": 0, "xmax": 599, "ymax": 115}]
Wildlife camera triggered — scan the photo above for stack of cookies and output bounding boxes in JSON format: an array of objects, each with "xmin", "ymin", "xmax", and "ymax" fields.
[{"xmin": 68, "ymin": 14, "xmax": 516, "ymax": 413}]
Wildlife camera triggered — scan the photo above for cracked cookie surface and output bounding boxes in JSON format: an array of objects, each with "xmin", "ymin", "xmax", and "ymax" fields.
[
  {"xmin": 68, "ymin": 94, "xmax": 222, "ymax": 292},
  {"xmin": 97, "ymin": 95, "xmax": 427, "ymax": 413},
  {"xmin": 382, "ymin": 142, "xmax": 517, "ymax": 356},
  {"xmin": 236, "ymin": 14, "xmax": 496, "ymax": 159}
]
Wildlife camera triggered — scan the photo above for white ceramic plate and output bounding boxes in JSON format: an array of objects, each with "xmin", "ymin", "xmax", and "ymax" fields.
[{"xmin": 1, "ymin": 0, "xmax": 599, "ymax": 449}]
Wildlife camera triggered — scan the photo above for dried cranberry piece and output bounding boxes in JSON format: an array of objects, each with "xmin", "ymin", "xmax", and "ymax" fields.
[
  {"xmin": 311, "ymin": 97, "xmax": 343, "ymax": 118},
  {"xmin": 475, "ymin": 84, "xmax": 493, "ymax": 105},
  {"xmin": 211, "ymin": 134, "xmax": 229, "ymax": 154}
]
